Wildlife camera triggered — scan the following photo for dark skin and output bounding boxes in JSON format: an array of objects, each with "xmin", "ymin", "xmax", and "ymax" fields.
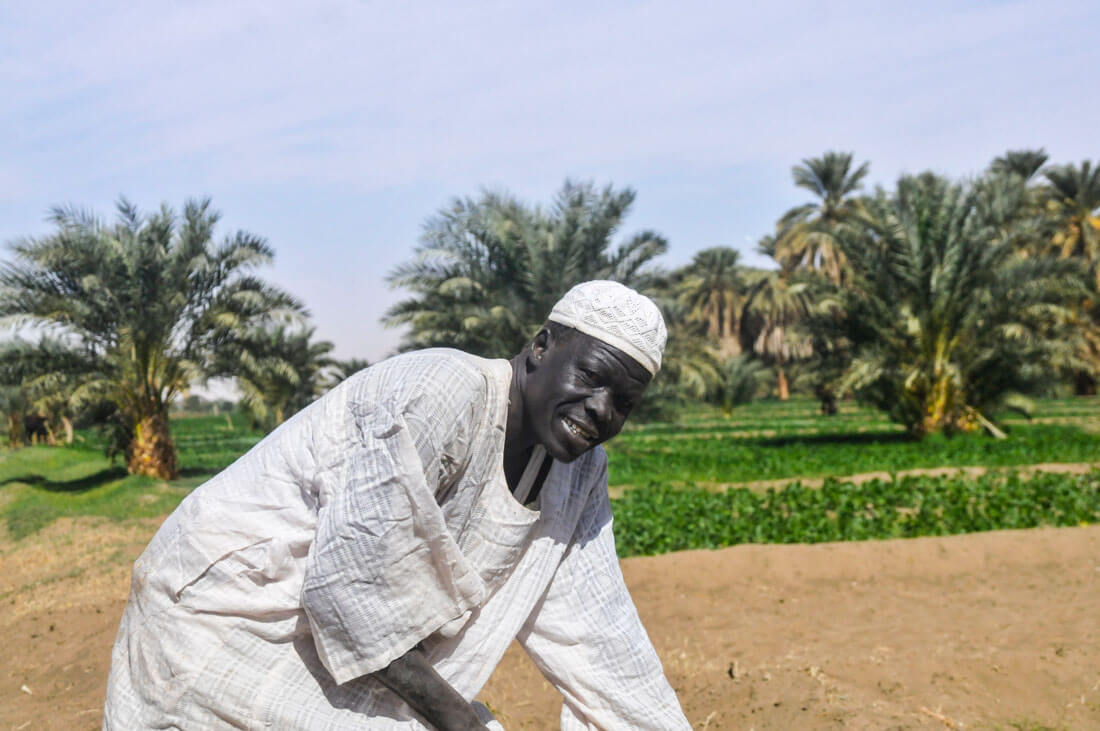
[{"xmin": 370, "ymin": 324, "xmax": 652, "ymax": 730}]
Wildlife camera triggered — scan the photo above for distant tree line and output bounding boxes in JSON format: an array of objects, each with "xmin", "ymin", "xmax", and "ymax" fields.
[
  {"xmin": 387, "ymin": 151, "xmax": 1099, "ymax": 436},
  {"xmin": 1, "ymin": 149, "xmax": 1096, "ymax": 478}
]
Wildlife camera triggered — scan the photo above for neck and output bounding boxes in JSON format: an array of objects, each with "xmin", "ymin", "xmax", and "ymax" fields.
[{"xmin": 504, "ymin": 352, "xmax": 536, "ymax": 467}]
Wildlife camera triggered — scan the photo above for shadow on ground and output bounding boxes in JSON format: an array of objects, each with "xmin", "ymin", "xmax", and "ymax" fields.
[{"xmin": 0, "ymin": 465, "xmax": 129, "ymax": 493}]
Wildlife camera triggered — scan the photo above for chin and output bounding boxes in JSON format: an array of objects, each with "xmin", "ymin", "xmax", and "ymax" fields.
[{"xmin": 547, "ymin": 444, "xmax": 585, "ymax": 463}]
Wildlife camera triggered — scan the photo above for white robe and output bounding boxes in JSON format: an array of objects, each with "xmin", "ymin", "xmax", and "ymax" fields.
[{"xmin": 104, "ymin": 349, "xmax": 689, "ymax": 730}]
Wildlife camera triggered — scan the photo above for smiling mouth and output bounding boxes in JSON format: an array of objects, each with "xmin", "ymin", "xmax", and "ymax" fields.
[{"xmin": 562, "ymin": 415, "xmax": 598, "ymax": 443}]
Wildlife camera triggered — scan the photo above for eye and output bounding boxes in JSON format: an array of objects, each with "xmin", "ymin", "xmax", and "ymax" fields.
[
  {"xmin": 615, "ymin": 395, "xmax": 634, "ymax": 412},
  {"xmin": 579, "ymin": 367, "xmax": 598, "ymax": 383}
]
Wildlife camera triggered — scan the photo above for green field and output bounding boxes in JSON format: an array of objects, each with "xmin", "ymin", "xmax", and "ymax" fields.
[
  {"xmin": 608, "ymin": 398, "xmax": 1100, "ymax": 486},
  {"xmin": 1, "ymin": 399, "xmax": 1097, "ymax": 551},
  {"xmin": 0, "ymin": 413, "xmax": 264, "ymax": 539}
]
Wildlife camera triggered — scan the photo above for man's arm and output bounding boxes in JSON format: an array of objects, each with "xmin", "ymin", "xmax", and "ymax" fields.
[
  {"xmin": 517, "ymin": 485, "xmax": 691, "ymax": 730},
  {"xmin": 371, "ymin": 646, "xmax": 488, "ymax": 731}
]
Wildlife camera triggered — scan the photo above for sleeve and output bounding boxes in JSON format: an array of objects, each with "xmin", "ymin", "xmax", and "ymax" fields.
[
  {"xmin": 516, "ymin": 462, "xmax": 691, "ymax": 730},
  {"xmin": 301, "ymin": 396, "xmax": 488, "ymax": 685}
]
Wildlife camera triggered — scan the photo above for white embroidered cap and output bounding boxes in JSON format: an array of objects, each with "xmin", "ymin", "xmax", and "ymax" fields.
[{"xmin": 548, "ymin": 280, "xmax": 667, "ymax": 375}]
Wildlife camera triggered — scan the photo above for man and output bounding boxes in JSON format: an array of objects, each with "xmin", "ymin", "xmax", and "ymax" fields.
[{"xmin": 105, "ymin": 281, "xmax": 690, "ymax": 729}]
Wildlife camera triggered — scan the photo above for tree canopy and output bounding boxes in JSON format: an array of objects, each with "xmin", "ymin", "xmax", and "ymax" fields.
[
  {"xmin": 385, "ymin": 181, "xmax": 667, "ymax": 358},
  {"xmin": 811, "ymin": 171, "xmax": 1089, "ymax": 436},
  {"xmin": 0, "ymin": 198, "xmax": 302, "ymax": 476}
]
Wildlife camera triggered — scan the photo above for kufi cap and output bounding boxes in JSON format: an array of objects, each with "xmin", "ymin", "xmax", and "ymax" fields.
[{"xmin": 548, "ymin": 280, "xmax": 667, "ymax": 375}]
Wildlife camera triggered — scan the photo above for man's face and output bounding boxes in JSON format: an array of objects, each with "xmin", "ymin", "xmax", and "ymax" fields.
[{"xmin": 524, "ymin": 329, "xmax": 652, "ymax": 462}]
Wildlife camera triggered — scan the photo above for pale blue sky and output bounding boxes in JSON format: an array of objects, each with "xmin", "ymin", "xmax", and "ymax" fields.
[{"xmin": 2, "ymin": 0, "xmax": 1097, "ymax": 362}]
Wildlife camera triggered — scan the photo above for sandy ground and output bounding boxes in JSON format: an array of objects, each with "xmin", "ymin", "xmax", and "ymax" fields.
[{"xmin": 1, "ymin": 518, "xmax": 1097, "ymax": 730}]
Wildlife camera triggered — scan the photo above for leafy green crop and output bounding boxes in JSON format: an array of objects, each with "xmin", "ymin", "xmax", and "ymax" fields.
[
  {"xmin": 607, "ymin": 424, "xmax": 1100, "ymax": 486},
  {"xmin": 611, "ymin": 470, "xmax": 1100, "ymax": 557},
  {"xmin": 171, "ymin": 413, "xmax": 265, "ymax": 473}
]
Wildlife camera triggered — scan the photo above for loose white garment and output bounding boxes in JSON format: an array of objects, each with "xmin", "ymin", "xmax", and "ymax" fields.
[{"xmin": 104, "ymin": 349, "xmax": 689, "ymax": 730}]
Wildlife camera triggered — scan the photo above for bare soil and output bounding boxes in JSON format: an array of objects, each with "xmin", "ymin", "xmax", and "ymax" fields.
[{"xmin": 2, "ymin": 518, "xmax": 1097, "ymax": 730}]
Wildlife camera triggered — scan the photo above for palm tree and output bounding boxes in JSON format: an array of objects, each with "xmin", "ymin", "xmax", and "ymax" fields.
[
  {"xmin": 741, "ymin": 270, "xmax": 813, "ymax": 400},
  {"xmin": 673, "ymin": 247, "xmax": 744, "ymax": 357},
  {"xmin": 824, "ymin": 173, "xmax": 1087, "ymax": 436},
  {"xmin": 326, "ymin": 357, "xmax": 371, "ymax": 387},
  {"xmin": 773, "ymin": 151, "xmax": 869, "ymax": 284},
  {"xmin": 229, "ymin": 326, "xmax": 335, "ymax": 431},
  {"xmin": 0, "ymin": 336, "xmax": 109, "ymax": 446},
  {"xmin": 626, "ymin": 298, "xmax": 722, "ymax": 421},
  {"xmin": 0, "ymin": 199, "xmax": 302, "ymax": 478},
  {"xmin": 385, "ymin": 181, "xmax": 667, "ymax": 358},
  {"xmin": 1043, "ymin": 161, "xmax": 1100, "ymax": 278},
  {"xmin": 1042, "ymin": 160, "xmax": 1100, "ymax": 393},
  {"xmin": 0, "ymin": 383, "xmax": 27, "ymax": 447},
  {"xmin": 989, "ymin": 148, "xmax": 1049, "ymax": 182},
  {"xmin": 714, "ymin": 355, "xmax": 768, "ymax": 414}
]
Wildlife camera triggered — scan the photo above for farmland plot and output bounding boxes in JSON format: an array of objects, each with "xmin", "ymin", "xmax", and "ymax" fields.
[{"xmin": 1, "ymin": 398, "xmax": 1097, "ymax": 729}]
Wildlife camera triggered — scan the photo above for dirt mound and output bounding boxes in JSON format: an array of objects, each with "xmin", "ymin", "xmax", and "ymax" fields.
[{"xmin": 3, "ymin": 518, "xmax": 1098, "ymax": 729}]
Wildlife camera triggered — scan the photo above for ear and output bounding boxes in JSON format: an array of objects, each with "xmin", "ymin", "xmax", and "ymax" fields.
[{"xmin": 526, "ymin": 328, "xmax": 551, "ymax": 370}]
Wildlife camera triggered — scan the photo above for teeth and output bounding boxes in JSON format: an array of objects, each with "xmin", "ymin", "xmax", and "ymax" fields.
[{"xmin": 564, "ymin": 417, "xmax": 595, "ymax": 441}]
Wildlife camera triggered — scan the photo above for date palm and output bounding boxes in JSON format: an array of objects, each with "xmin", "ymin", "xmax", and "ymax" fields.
[
  {"xmin": 741, "ymin": 270, "xmax": 813, "ymax": 400},
  {"xmin": 326, "ymin": 357, "xmax": 371, "ymax": 387},
  {"xmin": 989, "ymin": 148, "xmax": 1049, "ymax": 182},
  {"xmin": 773, "ymin": 151, "xmax": 869, "ymax": 284},
  {"xmin": 229, "ymin": 326, "xmax": 335, "ymax": 431},
  {"xmin": 0, "ymin": 383, "xmax": 27, "ymax": 447},
  {"xmin": 1042, "ymin": 160, "xmax": 1100, "ymax": 393},
  {"xmin": 824, "ymin": 172, "xmax": 1088, "ymax": 436},
  {"xmin": 0, "ymin": 199, "xmax": 302, "ymax": 478},
  {"xmin": 1043, "ymin": 160, "xmax": 1100, "ymax": 281},
  {"xmin": 673, "ymin": 247, "xmax": 744, "ymax": 357},
  {"xmin": 626, "ymin": 298, "xmax": 722, "ymax": 421},
  {"xmin": 0, "ymin": 337, "xmax": 94, "ymax": 444},
  {"xmin": 386, "ymin": 180, "xmax": 667, "ymax": 357}
]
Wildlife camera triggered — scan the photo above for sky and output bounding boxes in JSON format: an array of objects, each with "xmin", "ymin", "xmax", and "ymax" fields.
[{"xmin": 2, "ymin": 0, "xmax": 1097, "ymax": 365}]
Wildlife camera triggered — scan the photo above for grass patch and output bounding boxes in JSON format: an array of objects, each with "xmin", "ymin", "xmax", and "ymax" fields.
[
  {"xmin": 1, "ymin": 475, "xmax": 191, "ymax": 539},
  {"xmin": 608, "ymin": 423, "xmax": 1100, "ymax": 486},
  {"xmin": 611, "ymin": 469, "xmax": 1100, "ymax": 557},
  {"xmin": 0, "ymin": 444, "xmax": 119, "ymax": 486},
  {"xmin": 0, "ymin": 412, "xmax": 265, "ymax": 538}
]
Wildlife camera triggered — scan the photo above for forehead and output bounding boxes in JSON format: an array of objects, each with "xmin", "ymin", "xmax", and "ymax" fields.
[{"xmin": 563, "ymin": 333, "xmax": 651, "ymax": 388}]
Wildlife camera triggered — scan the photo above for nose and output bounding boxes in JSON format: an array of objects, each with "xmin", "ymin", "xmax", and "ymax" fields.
[{"xmin": 585, "ymin": 389, "xmax": 614, "ymax": 430}]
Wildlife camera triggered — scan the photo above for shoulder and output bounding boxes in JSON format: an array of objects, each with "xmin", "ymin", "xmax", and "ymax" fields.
[
  {"xmin": 378, "ymin": 348, "xmax": 505, "ymax": 389},
  {"xmin": 347, "ymin": 348, "xmax": 509, "ymax": 409},
  {"xmin": 348, "ymin": 350, "xmax": 512, "ymax": 456}
]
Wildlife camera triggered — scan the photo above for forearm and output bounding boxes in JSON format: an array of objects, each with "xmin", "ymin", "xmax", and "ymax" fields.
[{"xmin": 371, "ymin": 646, "xmax": 487, "ymax": 731}]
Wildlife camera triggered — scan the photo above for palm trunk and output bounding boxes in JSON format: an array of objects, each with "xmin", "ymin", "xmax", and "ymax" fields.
[
  {"xmin": 61, "ymin": 416, "xmax": 74, "ymax": 445},
  {"xmin": 776, "ymin": 366, "xmax": 790, "ymax": 401},
  {"xmin": 7, "ymin": 413, "xmax": 20, "ymax": 448},
  {"xmin": 816, "ymin": 386, "xmax": 838, "ymax": 416},
  {"xmin": 717, "ymin": 334, "xmax": 741, "ymax": 358},
  {"xmin": 127, "ymin": 409, "xmax": 179, "ymax": 479},
  {"xmin": 710, "ymin": 302, "xmax": 742, "ymax": 358}
]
